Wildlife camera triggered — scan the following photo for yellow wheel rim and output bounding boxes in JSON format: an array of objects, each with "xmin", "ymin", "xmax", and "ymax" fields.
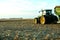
[
  {"xmin": 40, "ymin": 16, "xmax": 45, "ymax": 24},
  {"xmin": 34, "ymin": 18, "xmax": 37, "ymax": 24}
]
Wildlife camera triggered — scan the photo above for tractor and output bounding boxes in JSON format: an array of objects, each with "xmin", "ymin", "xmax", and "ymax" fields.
[{"xmin": 34, "ymin": 6, "xmax": 60, "ymax": 24}]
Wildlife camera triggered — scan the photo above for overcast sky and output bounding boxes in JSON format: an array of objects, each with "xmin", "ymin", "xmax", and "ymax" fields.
[{"xmin": 0, "ymin": 0, "xmax": 60, "ymax": 18}]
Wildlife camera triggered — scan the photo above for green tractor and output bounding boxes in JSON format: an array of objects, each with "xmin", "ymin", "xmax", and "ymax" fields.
[{"xmin": 34, "ymin": 6, "xmax": 60, "ymax": 24}]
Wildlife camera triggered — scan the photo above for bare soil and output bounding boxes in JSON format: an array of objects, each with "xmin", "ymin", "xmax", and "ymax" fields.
[{"xmin": 0, "ymin": 19, "xmax": 60, "ymax": 40}]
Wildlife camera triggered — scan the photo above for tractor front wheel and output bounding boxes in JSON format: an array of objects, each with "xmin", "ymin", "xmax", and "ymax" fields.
[{"xmin": 34, "ymin": 18, "xmax": 38, "ymax": 24}]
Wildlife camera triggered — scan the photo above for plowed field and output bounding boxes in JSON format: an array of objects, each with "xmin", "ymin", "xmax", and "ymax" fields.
[{"xmin": 0, "ymin": 19, "xmax": 60, "ymax": 40}]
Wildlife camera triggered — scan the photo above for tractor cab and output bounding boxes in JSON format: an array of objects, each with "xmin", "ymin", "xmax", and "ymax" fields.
[
  {"xmin": 45, "ymin": 10, "xmax": 52, "ymax": 15},
  {"xmin": 41, "ymin": 9, "xmax": 52, "ymax": 16}
]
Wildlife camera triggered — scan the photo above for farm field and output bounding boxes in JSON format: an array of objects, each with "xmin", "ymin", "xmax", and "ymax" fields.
[{"xmin": 0, "ymin": 19, "xmax": 60, "ymax": 40}]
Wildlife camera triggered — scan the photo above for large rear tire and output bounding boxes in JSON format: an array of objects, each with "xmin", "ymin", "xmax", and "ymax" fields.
[{"xmin": 40, "ymin": 16, "xmax": 45, "ymax": 24}]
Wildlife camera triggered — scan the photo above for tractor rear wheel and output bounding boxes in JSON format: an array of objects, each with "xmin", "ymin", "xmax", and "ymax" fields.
[{"xmin": 40, "ymin": 16, "xmax": 45, "ymax": 24}]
